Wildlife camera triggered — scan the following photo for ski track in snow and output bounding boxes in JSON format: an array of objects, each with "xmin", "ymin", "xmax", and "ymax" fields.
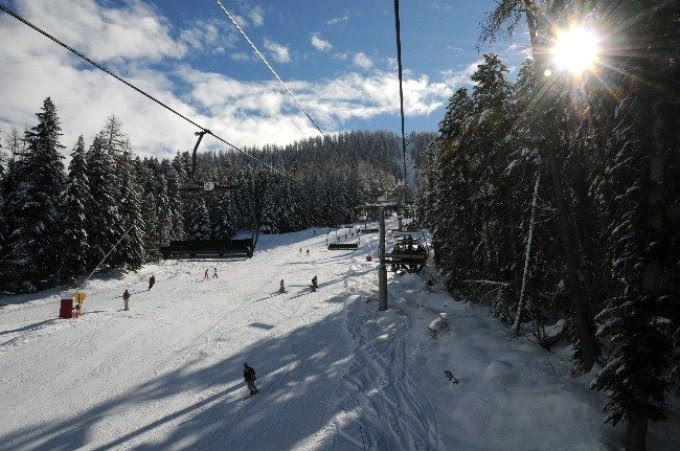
[{"xmin": 1, "ymin": 223, "xmax": 679, "ymax": 450}]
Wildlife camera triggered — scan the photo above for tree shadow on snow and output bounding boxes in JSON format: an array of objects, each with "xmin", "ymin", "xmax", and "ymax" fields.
[{"xmin": 0, "ymin": 309, "xmax": 362, "ymax": 450}]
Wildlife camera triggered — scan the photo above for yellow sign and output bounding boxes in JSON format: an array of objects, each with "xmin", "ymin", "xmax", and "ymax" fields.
[{"xmin": 75, "ymin": 292, "xmax": 86, "ymax": 303}]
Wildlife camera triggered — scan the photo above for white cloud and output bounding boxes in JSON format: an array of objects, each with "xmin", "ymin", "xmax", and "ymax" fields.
[
  {"xmin": 179, "ymin": 19, "xmax": 235, "ymax": 54},
  {"xmin": 248, "ymin": 6, "xmax": 264, "ymax": 27},
  {"xmin": 440, "ymin": 60, "xmax": 483, "ymax": 87},
  {"xmin": 230, "ymin": 52, "xmax": 252, "ymax": 61},
  {"xmin": 264, "ymin": 39, "xmax": 291, "ymax": 64},
  {"xmin": 430, "ymin": 1, "xmax": 453, "ymax": 10},
  {"xmin": 232, "ymin": 14, "xmax": 249, "ymax": 29},
  {"xmin": 326, "ymin": 15, "xmax": 349, "ymax": 25},
  {"xmin": 353, "ymin": 52, "xmax": 373, "ymax": 69},
  {"xmin": 0, "ymin": 0, "xmax": 454, "ymax": 157},
  {"xmin": 9, "ymin": 0, "xmax": 185, "ymax": 63},
  {"xmin": 311, "ymin": 33, "xmax": 332, "ymax": 52}
]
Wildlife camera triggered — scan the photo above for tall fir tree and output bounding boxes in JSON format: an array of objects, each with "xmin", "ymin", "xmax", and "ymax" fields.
[
  {"xmin": 115, "ymin": 151, "xmax": 145, "ymax": 270},
  {"xmin": 60, "ymin": 136, "xmax": 92, "ymax": 284},
  {"xmin": 86, "ymin": 135, "xmax": 123, "ymax": 270},
  {"xmin": 4, "ymin": 98, "xmax": 65, "ymax": 291},
  {"xmin": 187, "ymin": 194, "xmax": 211, "ymax": 240},
  {"xmin": 214, "ymin": 191, "xmax": 236, "ymax": 240}
]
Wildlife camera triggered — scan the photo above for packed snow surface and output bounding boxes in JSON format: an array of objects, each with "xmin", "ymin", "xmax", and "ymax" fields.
[{"xmin": 1, "ymin": 226, "xmax": 678, "ymax": 450}]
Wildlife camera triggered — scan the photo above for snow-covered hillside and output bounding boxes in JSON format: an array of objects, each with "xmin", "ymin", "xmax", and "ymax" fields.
[{"xmin": 1, "ymin": 227, "xmax": 678, "ymax": 450}]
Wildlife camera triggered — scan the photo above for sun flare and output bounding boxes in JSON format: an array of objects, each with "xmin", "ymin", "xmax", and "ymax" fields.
[{"xmin": 552, "ymin": 26, "xmax": 599, "ymax": 74}]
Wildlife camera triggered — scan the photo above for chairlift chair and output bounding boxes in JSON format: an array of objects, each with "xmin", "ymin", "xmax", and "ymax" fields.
[
  {"xmin": 179, "ymin": 130, "xmax": 238, "ymax": 193},
  {"xmin": 384, "ymin": 234, "xmax": 428, "ymax": 273}
]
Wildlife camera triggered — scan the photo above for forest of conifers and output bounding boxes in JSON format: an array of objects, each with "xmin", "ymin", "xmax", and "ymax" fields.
[{"xmin": 418, "ymin": 1, "xmax": 679, "ymax": 449}]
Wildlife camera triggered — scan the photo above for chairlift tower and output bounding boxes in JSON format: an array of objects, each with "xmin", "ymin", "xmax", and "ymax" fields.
[{"xmin": 364, "ymin": 200, "xmax": 400, "ymax": 311}]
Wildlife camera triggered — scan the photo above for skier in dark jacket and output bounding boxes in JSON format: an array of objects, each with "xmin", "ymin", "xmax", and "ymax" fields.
[
  {"xmin": 311, "ymin": 275, "xmax": 318, "ymax": 292},
  {"xmin": 123, "ymin": 289, "xmax": 131, "ymax": 311},
  {"xmin": 148, "ymin": 274, "xmax": 156, "ymax": 290},
  {"xmin": 243, "ymin": 362, "xmax": 258, "ymax": 395}
]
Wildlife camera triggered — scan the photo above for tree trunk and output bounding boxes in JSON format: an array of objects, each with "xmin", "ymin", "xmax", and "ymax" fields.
[
  {"xmin": 522, "ymin": 1, "xmax": 598, "ymax": 371},
  {"xmin": 513, "ymin": 170, "xmax": 541, "ymax": 336},
  {"xmin": 626, "ymin": 413, "xmax": 648, "ymax": 451},
  {"xmin": 545, "ymin": 141, "xmax": 598, "ymax": 370}
]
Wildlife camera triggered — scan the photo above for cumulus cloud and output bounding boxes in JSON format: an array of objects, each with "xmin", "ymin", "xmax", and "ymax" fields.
[
  {"xmin": 0, "ymin": 0, "xmax": 454, "ymax": 157},
  {"xmin": 353, "ymin": 52, "xmax": 373, "ymax": 69},
  {"xmin": 180, "ymin": 67, "xmax": 450, "ymax": 130},
  {"xmin": 311, "ymin": 33, "xmax": 332, "ymax": 52},
  {"xmin": 7, "ymin": 0, "xmax": 185, "ymax": 63},
  {"xmin": 264, "ymin": 39, "xmax": 291, "ymax": 64}
]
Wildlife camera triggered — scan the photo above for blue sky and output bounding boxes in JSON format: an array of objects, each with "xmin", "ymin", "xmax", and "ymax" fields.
[{"xmin": 0, "ymin": 0, "xmax": 529, "ymax": 157}]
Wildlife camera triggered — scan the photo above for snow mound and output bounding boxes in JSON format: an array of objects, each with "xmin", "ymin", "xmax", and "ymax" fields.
[{"xmin": 482, "ymin": 360, "xmax": 516, "ymax": 384}]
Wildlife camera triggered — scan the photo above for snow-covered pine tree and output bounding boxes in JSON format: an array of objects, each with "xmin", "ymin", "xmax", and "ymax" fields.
[
  {"xmin": 137, "ymin": 158, "xmax": 160, "ymax": 253},
  {"xmin": 187, "ymin": 194, "xmax": 211, "ymax": 241},
  {"xmin": 591, "ymin": 1, "xmax": 680, "ymax": 448},
  {"xmin": 4, "ymin": 98, "xmax": 65, "ymax": 291},
  {"xmin": 165, "ymin": 166, "xmax": 185, "ymax": 241},
  {"xmin": 85, "ymin": 134, "xmax": 123, "ymax": 271},
  {"xmin": 259, "ymin": 173, "xmax": 278, "ymax": 234},
  {"xmin": 59, "ymin": 136, "xmax": 92, "ymax": 284},
  {"xmin": 214, "ymin": 190, "xmax": 236, "ymax": 240},
  {"xmin": 115, "ymin": 151, "xmax": 145, "ymax": 270},
  {"xmin": 430, "ymin": 88, "xmax": 472, "ymax": 280}
]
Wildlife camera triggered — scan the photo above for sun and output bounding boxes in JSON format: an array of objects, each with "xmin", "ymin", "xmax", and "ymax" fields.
[{"xmin": 552, "ymin": 26, "xmax": 599, "ymax": 74}]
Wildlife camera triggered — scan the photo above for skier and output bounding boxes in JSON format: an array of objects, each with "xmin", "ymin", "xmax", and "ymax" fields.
[
  {"xmin": 204, "ymin": 268, "xmax": 209, "ymax": 279},
  {"xmin": 279, "ymin": 279, "xmax": 286, "ymax": 293},
  {"xmin": 148, "ymin": 274, "xmax": 156, "ymax": 290},
  {"xmin": 243, "ymin": 362, "xmax": 258, "ymax": 395},
  {"xmin": 213, "ymin": 268, "xmax": 218, "ymax": 279},
  {"xmin": 306, "ymin": 249, "xmax": 310, "ymax": 255},
  {"xmin": 123, "ymin": 289, "xmax": 130, "ymax": 311},
  {"xmin": 311, "ymin": 275, "xmax": 318, "ymax": 292},
  {"xmin": 299, "ymin": 247, "xmax": 302, "ymax": 253}
]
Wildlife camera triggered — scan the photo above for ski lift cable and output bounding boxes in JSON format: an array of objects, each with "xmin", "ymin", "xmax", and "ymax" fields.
[
  {"xmin": 393, "ymin": 0, "xmax": 409, "ymax": 199},
  {"xmin": 211, "ymin": 0, "xmax": 339, "ymax": 154},
  {"xmin": 0, "ymin": 3, "xmax": 287, "ymax": 179}
]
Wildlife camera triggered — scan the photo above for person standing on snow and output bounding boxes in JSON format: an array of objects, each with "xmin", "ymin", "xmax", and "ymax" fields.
[
  {"xmin": 213, "ymin": 268, "xmax": 218, "ymax": 279},
  {"xmin": 148, "ymin": 274, "xmax": 156, "ymax": 290},
  {"xmin": 204, "ymin": 268, "xmax": 209, "ymax": 279},
  {"xmin": 311, "ymin": 275, "xmax": 318, "ymax": 292},
  {"xmin": 306, "ymin": 249, "xmax": 310, "ymax": 255},
  {"xmin": 279, "ymin": 279, "xmax": 286, "ymax": 293},
  {"xmin": 243, "ymin": 362, "xmax": 258, "ymax": 395},
  {"xmin": 123, "ymin": 289, "xmax": 131, "ymax": 311}
]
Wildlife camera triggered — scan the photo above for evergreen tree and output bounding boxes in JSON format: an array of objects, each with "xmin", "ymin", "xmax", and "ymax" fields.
[
  {"xmin": 187, "ymin": 194, "xmax": 211, "ymax": 240},
  {"xmin": 4, "ymin": 98, "xmax": 65, "ymax": 291},
  {"xmin": 214, "ymin": 191, "xmax": 236, "ymax": 240},
  {"xmin": 591, "ymin": 2, "xmax": 680, "ymax": 448},
  {"xmin": 115, "ymin": 151, "xmax": 145, "ymax": 270},
  {"xmin": 86, "ymin": 135, "xmax": 123, "ymax": 270},
  {"xmin": 60, "ymin": 136, "xmax": 92, "ymax": 283}
]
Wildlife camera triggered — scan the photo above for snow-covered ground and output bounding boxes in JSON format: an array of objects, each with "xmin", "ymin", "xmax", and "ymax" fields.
[{"xmin": 1, "ymin": 226, "xmax": 679, "ymax": 450}]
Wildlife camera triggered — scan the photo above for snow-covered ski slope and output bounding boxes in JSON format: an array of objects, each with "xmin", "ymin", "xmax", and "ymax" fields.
[{"xmin": 1, "ymin": 226, "xmax": 679, "ymax": 450}]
